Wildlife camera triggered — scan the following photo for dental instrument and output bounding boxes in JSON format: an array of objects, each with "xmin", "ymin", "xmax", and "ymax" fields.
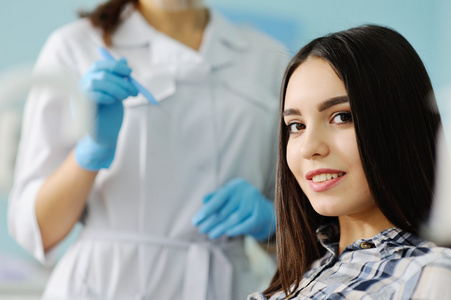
[{"xmin": 97, "ymin": 47, "xmax": 158, "ymax": 105}]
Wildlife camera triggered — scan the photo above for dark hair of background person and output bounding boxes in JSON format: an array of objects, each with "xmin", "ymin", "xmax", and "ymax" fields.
[
  {"xmin": 79, "ymin": 0, "xmax": 137, "ymax": 46},
  {"xmin": 264, "ymin": 24, "xmax": 442, "ymax": 298}
]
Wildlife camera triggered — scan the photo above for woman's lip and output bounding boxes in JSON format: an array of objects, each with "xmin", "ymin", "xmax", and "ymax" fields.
[
  {"xmin": 305, "ymin": 168, "xmax": 346, "ymax": 180},
  {"xmin": 305, "ymin": 168, "xmax": 347, "ymax": 192},
  {"xmin": 307, "ymin": 174, "xmax": 346, "ymax": 192}
]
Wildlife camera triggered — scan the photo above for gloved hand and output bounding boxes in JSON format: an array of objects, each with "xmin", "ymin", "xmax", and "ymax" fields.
[
  {"xmin": 75, "ymin": 58, "xmax": 138, "ymax": 171},
  {"xmin": 192, "ymin": 178, "xmax": 276, "ymax": 241}
]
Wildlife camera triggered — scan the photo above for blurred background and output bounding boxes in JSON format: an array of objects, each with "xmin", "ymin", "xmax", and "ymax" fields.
[{"xmin": 0, "ymin": 0, "xmax": 450, "ymax": 298}]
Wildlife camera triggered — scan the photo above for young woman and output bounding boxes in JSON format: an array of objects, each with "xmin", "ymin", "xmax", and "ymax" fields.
[
  {"xmin": 8, "ymin": 0, "xmax": 288, "ymax": 299},
  {"xmin": 249, "ymin": 25, "xmax": 451, "ymax": 300}
]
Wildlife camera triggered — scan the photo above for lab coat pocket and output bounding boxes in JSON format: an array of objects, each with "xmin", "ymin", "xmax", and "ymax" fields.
[{"xmin": 124, "ymin": 66, "xmax": 176, "ymax": 107}]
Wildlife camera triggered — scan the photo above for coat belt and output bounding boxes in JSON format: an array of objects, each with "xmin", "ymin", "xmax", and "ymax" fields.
[{"xmin": 80, "ymin": 228, "xmax": 233, "ymax": 300}]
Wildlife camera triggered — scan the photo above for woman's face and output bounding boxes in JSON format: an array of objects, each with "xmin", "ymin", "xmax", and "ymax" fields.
[{"xmin": 283, "ymin": 57, "xmax": 378, "ymax": 219}]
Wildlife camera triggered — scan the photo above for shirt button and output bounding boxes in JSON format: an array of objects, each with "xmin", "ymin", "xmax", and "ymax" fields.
[{"xmin": 360, "ymin": 242, "xmax": 375, "ymax": 249}]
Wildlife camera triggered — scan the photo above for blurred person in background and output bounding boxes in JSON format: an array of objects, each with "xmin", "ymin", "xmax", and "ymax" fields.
[{"xmin": 8, "ymin": 0, "xmax": 289, "ymax": 299}]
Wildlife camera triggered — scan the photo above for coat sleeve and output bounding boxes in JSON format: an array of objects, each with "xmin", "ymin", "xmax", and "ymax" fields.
[{"xmin": 7, "ymin": 28, "xmax": 80, "ymax": 266}]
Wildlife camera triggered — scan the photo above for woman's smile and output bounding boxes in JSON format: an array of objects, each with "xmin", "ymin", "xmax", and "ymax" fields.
[{"xmin": 305, "ymin": 168, "xmax": 346, "ymax": 192}]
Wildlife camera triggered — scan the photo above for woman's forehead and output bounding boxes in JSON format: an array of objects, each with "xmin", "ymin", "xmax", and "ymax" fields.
[{"xmin": 285, "ymin": 58, "xmax": 347, "ymax": 110}]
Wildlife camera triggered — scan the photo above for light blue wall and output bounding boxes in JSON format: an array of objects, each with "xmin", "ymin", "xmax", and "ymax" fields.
[
  {"xmin": 0, "ymin": 1, "xmax": 447, "ymax": 87},
  {"xmin": 214, "ymin": 0, "xmax": 445, "ymax": 89},
  {"xmin": 0, "ymin": 0, "xmax": 98, "ymax": 69},
  {"xmin": 0, "ymin": 0, "xmax": 449, "ymax": 259}
]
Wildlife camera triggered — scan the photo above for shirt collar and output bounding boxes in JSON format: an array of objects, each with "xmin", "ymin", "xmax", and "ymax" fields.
[
  {"xmin": 371, "ymin": 226, "xmax": 434, "ymax": 258},
  {"xmin": 317, "ymin": 223, "xmax": 434, "ymax": 259}
]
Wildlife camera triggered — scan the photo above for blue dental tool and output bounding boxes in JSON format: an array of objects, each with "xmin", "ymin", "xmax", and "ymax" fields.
[{"xmin": 97, "ymin": 47, "xmax": 158, "ymax": 105}]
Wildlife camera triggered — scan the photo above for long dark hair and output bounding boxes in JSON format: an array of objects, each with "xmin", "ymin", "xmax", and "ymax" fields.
[
  {"xmin": 79, "ymin": 0, "xmax": 137, "ymax": 45},
  {"xmin": 264, "ymin": 24, "xmax": 442, "ymax": 298}
]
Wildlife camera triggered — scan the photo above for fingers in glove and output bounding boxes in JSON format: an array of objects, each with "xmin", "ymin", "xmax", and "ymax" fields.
[
  {"xmin": 202, "ymin": 192, "xmax": 215, "ymax": 203},
  {"xmin": 192, "ymin": 188, "xmax": 232, "ymax": 226},
  {"xmin": 208, "ymin": 208, "xmax": 251, "ymax": 239},
  {"xmin": 198, "ymin": 214, "xmax": 223, "ymax": 235},
  {"xmin": 87, "ymin": 72, "xmax": 138, "ymax": 103},
  {"xmin": 88, "ymin": 59, "xmax": 132, "ymax": 77},
  {"xmin": 194, "ymin": 197, "xmax": 240, "ymax": 237},
  {"xmin": 225, "ymin": 215, "xmax": 258, "ymax": 238}
]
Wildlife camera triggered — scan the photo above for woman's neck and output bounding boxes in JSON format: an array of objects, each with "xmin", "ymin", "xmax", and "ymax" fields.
[
  {"xmin": 136, "ymin": 2, "xmax": 209, "ymax": 51},
  {"xmin": 338, "ymin": 207, "xmax": 394, "ymax": 255}
]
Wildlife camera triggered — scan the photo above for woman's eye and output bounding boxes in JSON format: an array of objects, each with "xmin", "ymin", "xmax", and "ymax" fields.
[
  {"xmin": 332, "ymin": 112, "xmax": 352, "ymax": 124},
  {"xmin": 287, "ymin": 122, "xmax": 305, "ymax": 133}
]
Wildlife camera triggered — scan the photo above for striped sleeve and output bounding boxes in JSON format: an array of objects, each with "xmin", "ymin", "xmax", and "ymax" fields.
[{"xmin": 409, "ymin": 256, "xmax": 451, "ymax": 299}]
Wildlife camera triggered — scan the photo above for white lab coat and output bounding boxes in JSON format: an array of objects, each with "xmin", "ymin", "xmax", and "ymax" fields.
[{"xmin": 8, "ymin": 6, "xmax": 289, "ymax": 300}]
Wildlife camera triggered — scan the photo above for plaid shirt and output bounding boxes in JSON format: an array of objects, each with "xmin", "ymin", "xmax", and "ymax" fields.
[{"xmin": 248, "ymin": 224, "xmax": 451, "ymax": 300}]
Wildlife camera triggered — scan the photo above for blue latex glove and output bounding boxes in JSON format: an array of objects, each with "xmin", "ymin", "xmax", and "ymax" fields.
[
  {"xmin": 192, "ymin": 178, "xmax": 276, "ymax": 241},
  {"xmin": 75, "ymin": 58, "xmax": 138, "ymax": 171}
]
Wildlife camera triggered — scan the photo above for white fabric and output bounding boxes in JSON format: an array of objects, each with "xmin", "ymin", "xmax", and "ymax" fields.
[
  {"xmin": 80, "ymin": 229, "xmax": 233, "ymax": 300},
  {"xmin": 8, "ymin": 6, "xmax": 289, "ymax": 300}
]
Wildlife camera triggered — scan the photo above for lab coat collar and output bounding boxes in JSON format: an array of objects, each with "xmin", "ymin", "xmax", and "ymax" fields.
[
  {"xmin": 201, "ymin": 11, "xmax": 249, "ymax": 69},
  {"xmin": 112, "ymin": 4, "xmax": 159, "ymax": 46},
  {"xmin": 111, "ymin": 5, "xmax": 249, "ymax": 68},
  {"xmin": 206, "ymin": 11, "xmax": 249, "ymax": 51}
]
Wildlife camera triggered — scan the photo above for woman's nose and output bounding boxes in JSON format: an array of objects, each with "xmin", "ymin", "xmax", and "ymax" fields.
[{"xmin": 299, "ymin": 126, "xmax": 329, "ymax": 159}]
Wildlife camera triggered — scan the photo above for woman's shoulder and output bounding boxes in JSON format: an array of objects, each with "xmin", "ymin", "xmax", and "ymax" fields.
[
  {"xmin": 394, "ymin": 240, "xmax": 451, "ymax": 276},
  {"xmin": 48, "ymin": 18, "xmax": 102, "ymax": 46},
  {"xmin": 406, "ymin": 246, "xmax": 451, "ymax": 299},
  {"xmin": 35, "ymin": 18, "xmax": 103, "ymax": 72},
  {"xmin": 419, "ymin": 245, "xmax": 451, "ymax": 264}
]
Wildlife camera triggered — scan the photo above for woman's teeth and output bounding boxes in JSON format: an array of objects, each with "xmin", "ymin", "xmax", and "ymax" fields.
[{"xmin": 312, "ymin": 173, "xmax": 344, "ymax": 183}]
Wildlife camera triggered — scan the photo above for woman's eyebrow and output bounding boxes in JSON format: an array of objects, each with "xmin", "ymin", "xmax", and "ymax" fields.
[
  {"xmin": 317, "ymin": 96, "xmax": 349, "ymax": 112},
  {"xmin": 282, "ymin": 108, "xmax": 301, "ymax": 117},
  {"xmin": 283, "ymin": 96, "xmax": 349, "ymax": 117}
]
